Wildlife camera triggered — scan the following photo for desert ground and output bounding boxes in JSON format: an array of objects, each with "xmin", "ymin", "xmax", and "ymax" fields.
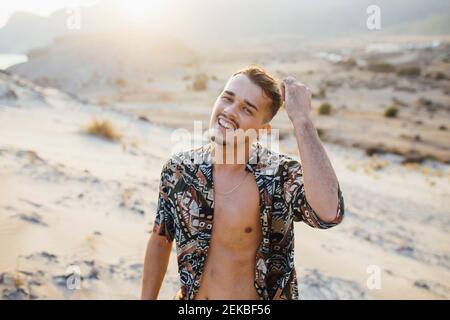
[{"xmin": 1, "ymin": 34, "xmax": 449, "ymax": 299}]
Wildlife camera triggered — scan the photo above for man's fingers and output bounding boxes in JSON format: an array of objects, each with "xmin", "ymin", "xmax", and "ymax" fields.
[
  {"xmin": 283, "ymin": 77, "xmax": 312, "ymax": 102},
  {"xmin": 284, "ymin": 76, "xmax": 309, "ymax": 90},
  {"xmin": 283, "ymin": 76, "xmax": 296, "ymax": 86}
]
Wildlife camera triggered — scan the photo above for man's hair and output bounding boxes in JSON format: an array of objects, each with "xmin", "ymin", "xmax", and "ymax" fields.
[{"xmin": 232, "ymin": 65, "xmax": 282, "ymax": 122}]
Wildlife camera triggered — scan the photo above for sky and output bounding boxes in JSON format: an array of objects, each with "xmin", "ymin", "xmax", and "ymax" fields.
[
  {"xmin": 0, "ymin": 0, "xmax": 350, "ymax": 28},
  {"xmin": 0, "ymin": 0, "xmax": 101, "ymax": 28}
]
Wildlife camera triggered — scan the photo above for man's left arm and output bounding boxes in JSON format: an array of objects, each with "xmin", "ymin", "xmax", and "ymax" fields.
[{"xmin": 282, "ymin": 76, "xmax": 342, "ymax": 223}]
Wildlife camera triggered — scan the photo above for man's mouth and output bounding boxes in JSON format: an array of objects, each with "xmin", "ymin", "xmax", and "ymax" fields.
[{"xmin": 217, "ymin": 116, "xmax": 237, "ymax": 130}]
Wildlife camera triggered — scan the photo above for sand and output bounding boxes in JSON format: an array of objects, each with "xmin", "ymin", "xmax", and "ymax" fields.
[{"xmin": 1, "ymin": 36, "xmax": 450, "ymax": 299}]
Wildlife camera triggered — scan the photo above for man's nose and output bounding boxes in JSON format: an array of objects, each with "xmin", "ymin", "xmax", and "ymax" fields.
[{"xmin": 223, "ymin": 102, "xmax": 239, "ymax": 118}]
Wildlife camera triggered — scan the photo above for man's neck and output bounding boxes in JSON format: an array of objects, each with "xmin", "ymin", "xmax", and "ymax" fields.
[{"xmin": 211, "ymin": 140, "xmax": 252, "ymax": 173}]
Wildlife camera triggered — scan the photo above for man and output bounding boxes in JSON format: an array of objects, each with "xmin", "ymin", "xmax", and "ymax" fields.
[{"xmin": 141, "ymin": 65, "xmax": 344, "ymax": 300}]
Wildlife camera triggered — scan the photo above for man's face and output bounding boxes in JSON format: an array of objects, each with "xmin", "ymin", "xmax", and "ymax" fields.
[{"xmin": 209, "ymin": 74, "xmax": 272, "ymax": 145}]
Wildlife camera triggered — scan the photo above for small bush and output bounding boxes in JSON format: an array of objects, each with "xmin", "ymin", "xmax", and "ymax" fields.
[
  {"xmin": 431, "ymin": 72, "xmax": 447, "ymax": 80},
  {"xmin": 115, "ymin": 78, "xmax": 126, "ymax": 87},
  {"xmin": 417, "ymin": 97, "xmax": 433, "ymax": 107},
  {"xmin": 401, "ymin": 155, "xmax": 425, "ymax": 165},
  {"xmin": 138, "ymin": 115, "xmax": 151, "ymax": 123},
  {"xmin": 0, "ymin": 88, "xmax": 17, "ymax": 100},
  {"xmin": 192, "ymin": 73, "xmax": 208, "ymax": 91},
  {"xmin": 365, "ymin": 146, "xmax": 386, "ymax": 157},
  {"xmin": 384, "ymin": 106, "xmax": 398, "ymax": 118},
  {"xmin": 415, "ymin": 97, "xmax": 442, "ymax": 112},
  {"xmin": 368, "ymin": 62, "xmax": 396, "ymax": 73},
  {"xmin": 338, "ymin": 58, "xmax": 357, "ymax": 69},
  {"xmin": 318, "ymin": 102, "xmax": 332, "ymax": 115},
  {"xmin": 396, "ymin": 66, "xmax": 421, "ymax": 77},
  {"xmin": 85, "ymin": 119, "xmax": 121, "ymax": 141},
  {"xmin": 14, "ymin": 273, "xmax": 24, "ymax": 288}
]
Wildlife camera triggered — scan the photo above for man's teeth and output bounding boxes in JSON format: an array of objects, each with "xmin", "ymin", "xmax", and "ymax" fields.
[{"xmin": 218, "ymin": 118, "xmax": 234, "ymax": 129}]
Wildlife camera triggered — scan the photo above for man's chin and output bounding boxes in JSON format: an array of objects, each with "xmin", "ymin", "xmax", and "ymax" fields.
[
  {"xmin": 210, "ymin": 127, "xmax": 252, "ymax": 147},
  {"xmin": 210, "ymin": 133, "xmax": 229, "ymax": 146}
]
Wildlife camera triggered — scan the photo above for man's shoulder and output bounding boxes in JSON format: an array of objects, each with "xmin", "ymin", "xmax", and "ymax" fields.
[
  {"xmin": 161, "ymin": 145, "xmax": 207, "ymax": 172},
  {"xmin": 278, "ymin": 153, "xmax": 301, "ymax": 170},
  {"xmin": 256, "ymin": 144, "xmax": 301, "ymax": 172},
  {"xmin": 160, "ymin": 143, "xmax": 302, "ymax": 174}
]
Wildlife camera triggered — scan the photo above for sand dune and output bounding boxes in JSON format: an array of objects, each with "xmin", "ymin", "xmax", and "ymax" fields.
[
  {"xmin": 1, "ymin": 65, "xmax": 449, "ymax": 300},
  {"xmin": 0, "ymin": 71, "xmax": 180, "ymax": 299}
]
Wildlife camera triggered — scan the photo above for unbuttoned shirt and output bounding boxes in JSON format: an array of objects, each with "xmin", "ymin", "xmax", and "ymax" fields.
[{"xmin": 153, "ymin": 142, "xmax": 345, "ymax": 300}]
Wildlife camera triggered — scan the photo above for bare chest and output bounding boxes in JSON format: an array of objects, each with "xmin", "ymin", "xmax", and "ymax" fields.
[{"xmin": 211, "ymin": 175, "xmax": 262, "ymax": 249}]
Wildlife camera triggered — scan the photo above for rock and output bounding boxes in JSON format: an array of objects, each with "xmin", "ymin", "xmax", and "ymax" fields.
[
  {"xmin": 299, "ymin": 268, "xmax": 368, "ymax": 299},
  {"xmin": 138, "ymin": 115, "xmax": 152, "ymax": 123},
  {"xmin": 396, "ymin": 245, "xmax": 415, "ymax": 257},
  {"xmin": 25, "ymin": 251, "xmax": 58, "ymax": 263},
  {"xmin": 129, "ymin": 263, "xmax": 143, "ymax": 270},
  {"xmin": 2, "ymin": 287, "xmax": 31, "ymax": 300},
  {"xmin": 87, "ymin": 268, "xmax": 100, "ymax": 280},
  {"xmin": 401, "ymin": 155, "xmax": 426, "ymax": 165},
  {"xmin": 414, "ymin": 280, "xmax": 430, "ymax": 290},
  {"xmin": 12, "ymin": 212, "xmax": 48, "ymax": 226},
  {"xmin": 0, "ymin": 87, "xmax": 18, "ymax": 101},
  {"xmin": 52, "ymin": 275, "xmax": 69, "ymax": 287}
]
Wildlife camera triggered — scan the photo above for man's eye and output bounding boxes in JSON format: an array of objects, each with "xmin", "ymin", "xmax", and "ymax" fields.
[
  {"xmin": 222, "ymin": 96, "xmax": 232, "ymax": 102},
  {"xmin": 243, "ymin": 106, "xmax": 253, "ymax": 115}
]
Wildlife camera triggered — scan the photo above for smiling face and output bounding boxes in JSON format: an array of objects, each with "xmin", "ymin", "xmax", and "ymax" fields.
[{"xmin": 209, "ymin": 74, "xmax": 273, "ymax": 146}]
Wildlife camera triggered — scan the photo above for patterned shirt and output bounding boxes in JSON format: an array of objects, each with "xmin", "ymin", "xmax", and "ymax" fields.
[{"xmin": 153, "ymin": 142, "xmax": 345, "ymax": 300}]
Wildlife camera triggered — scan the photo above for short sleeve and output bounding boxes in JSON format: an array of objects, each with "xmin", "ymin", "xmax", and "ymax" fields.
[
  {"xmin": 284, "ymin": 160, "xmax": 345, "ymax": 229},
  {"xmin": 153, "ymin": 160, "xmax": 177, "ymax": 242}
]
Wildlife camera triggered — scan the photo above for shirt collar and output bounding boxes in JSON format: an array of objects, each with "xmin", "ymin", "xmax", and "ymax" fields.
[{"xmin": 198, "ymin": 141, "xmax": 268, "ymax": 173}]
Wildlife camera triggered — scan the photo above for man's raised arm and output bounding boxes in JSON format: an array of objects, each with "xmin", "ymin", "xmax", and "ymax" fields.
[{"xmin": 282, "ymin": 76, "xmax": 341, "ymax": 223}]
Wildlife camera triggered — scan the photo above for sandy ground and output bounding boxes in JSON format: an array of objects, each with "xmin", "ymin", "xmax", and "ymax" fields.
[{"xmin": 0, "ymin": 70, "xmax": 449, "ymax": 299}]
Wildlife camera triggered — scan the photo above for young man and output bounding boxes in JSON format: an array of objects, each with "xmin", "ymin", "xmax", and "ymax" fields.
[{"xmin": 141, "ymin": 65, "xmax": 344, "ymax": 300}]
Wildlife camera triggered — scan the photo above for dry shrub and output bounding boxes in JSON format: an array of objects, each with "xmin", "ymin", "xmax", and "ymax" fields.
[
  {"xmin": 85, "ymin": 119, "xmax": 121, "ymax": 141},
  {"xmin": 396, "ymin": 66, "xmax": 421, "ymax": 77},
  {"xmin": 318, "ymin": 102, "xmax": 332, "ymax": 115},
  {"xmin": 368, "ymin": 62, "xmax": 396, "ymax": 73},
  {"xmin": 384, "ymin": 106, "xmax": 398, "ymax": 118},
  {"xmin": 192, "ymin": 73, "xmax": 208, "ymax": 91}
]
